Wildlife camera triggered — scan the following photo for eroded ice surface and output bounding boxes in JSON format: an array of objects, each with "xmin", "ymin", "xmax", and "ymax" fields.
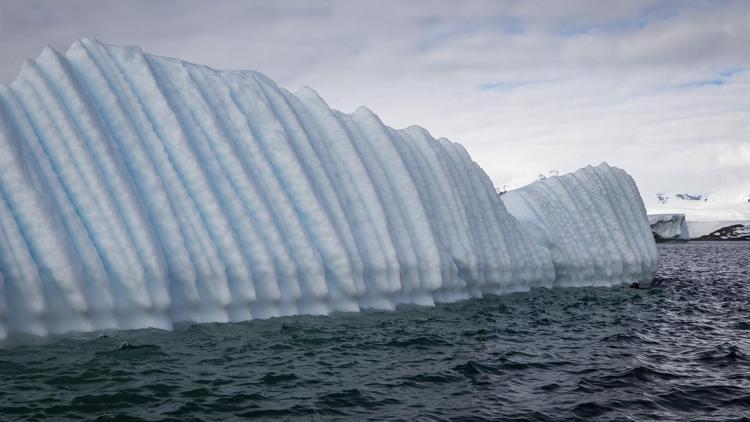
[
  {"xmin": 502, "ymin": 164, "xmax": 658, "ymax": 288},
  {"xmin": 0, "ymin": 40, "xmax": 655, "ymax": 339},
  {"xmin": 0, "ymin": 39, "xmax": 559, "ymax": 338}
]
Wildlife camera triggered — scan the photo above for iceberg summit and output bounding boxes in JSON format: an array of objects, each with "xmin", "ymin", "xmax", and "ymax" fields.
[{"xmin": 0, "ymin": 39, "xmax": 656, "ymax": 338}]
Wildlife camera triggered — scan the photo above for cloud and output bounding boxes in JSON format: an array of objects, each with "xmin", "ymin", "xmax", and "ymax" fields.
[{"xmin": 0, "ymin": 0, "xmax": 748, "ymax": 208}]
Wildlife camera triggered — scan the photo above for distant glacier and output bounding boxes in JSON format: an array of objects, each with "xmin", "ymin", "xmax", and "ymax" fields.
[{"xmin": 0, "ymin": 39, "xmax": 655, "ymax": 339}]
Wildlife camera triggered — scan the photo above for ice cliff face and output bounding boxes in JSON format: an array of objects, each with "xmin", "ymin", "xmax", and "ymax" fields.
[
  {"xmin": 0, "ymin": 39, "xmax": 557, "ymax": 338},
  {"xmin": 647, "ymin": 214, "xmax": 690, "ymax": 241},
  {"xmin": 0, "ymin": 40, "xmax": 655, "ymax": 339},
  {"xmin": 501, "ymin": 164, "xmax": 658, "ymax": 287}
]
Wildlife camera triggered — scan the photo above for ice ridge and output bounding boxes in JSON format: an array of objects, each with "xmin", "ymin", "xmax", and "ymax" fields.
[
  {"xmin": 0, "ymin": 40, "xmax": 655, "ymax": 339},
  {"xmin": 0, "ymin": 39, "xmax": 557, "ymax": 338},
  {"xmin": 502, "ymin": 164, "xmax": 658, "ymax": 287}
]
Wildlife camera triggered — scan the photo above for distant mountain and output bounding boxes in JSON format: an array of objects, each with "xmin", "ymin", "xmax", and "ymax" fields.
[
  {"xmin": 647, "ymin": 190, "xmax": 750, "ymax": 221},
  {"xmin": 656, "ymin": 193, "xmax": 706, "ymax": 203}
]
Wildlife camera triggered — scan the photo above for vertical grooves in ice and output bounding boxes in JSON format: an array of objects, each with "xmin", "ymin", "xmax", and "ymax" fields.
[
  {"xmin": 0, "ymin": 40, "xmax": 656, "ymax": 339},
  {"xmin": 502, "ymin": 164, "xmax": 657, "ymax": 288}
]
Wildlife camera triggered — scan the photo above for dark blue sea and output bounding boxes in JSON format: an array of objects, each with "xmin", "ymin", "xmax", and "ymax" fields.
[{"xmin": 1, "ymin": 241, "xmax": 749, "ymax": 421}]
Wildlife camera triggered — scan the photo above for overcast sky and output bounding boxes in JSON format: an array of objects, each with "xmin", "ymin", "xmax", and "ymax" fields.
[{"xmin": 1, "ymin": 0, "xmax": 748, "ymax": 206}]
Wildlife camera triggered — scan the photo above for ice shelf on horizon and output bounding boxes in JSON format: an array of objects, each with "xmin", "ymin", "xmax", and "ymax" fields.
[
  {"xmin": 0, "ymin": 39, "xmax": 655, "ymax": 339},
  {"xmin": 647, "ymin": 214, "xmax": 690, "ymax": 242}
]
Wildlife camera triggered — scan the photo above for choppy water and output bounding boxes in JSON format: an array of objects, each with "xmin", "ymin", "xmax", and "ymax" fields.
[{"xmin": 1, "ymin": 241, "xmax": 749, "ymax": 421}]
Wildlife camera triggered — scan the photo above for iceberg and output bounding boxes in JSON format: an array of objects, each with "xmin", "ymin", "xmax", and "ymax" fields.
[
  {"xmin": 0, "ymin": 39, "xmax": 555, "ymax": 338},
  {"xmin": 0, "ymin": 40, "xmax": 655, "ymax": 339},
  {"xmin": 647, "ymin": 214, "xmax": 690, "ymax": 242},
  {"xmin": 501, "ymin": 164, "xmax": 658, "ymax": 287}
]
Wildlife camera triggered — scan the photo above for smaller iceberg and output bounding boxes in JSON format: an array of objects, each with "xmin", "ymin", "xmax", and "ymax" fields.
[
  {"xmin": 502, "ymin": 164, "xmax": 658, "ymax": 287},
  {"xmin": 648, "ymin": 214, "xmax": 690, "ymax": 242}
]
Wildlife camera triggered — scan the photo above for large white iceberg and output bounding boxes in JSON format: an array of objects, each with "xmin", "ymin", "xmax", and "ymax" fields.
[{"xmin": 0, "ymin": 40, "xmax": 654, "ymax": 339}]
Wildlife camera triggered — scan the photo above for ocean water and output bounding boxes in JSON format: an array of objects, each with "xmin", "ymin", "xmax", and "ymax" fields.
[{"xmin": 1, "ymin": 241, "xmax": 748, "ymax": 421}]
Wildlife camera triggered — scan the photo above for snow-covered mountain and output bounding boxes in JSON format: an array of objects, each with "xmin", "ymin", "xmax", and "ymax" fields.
[
  {"xmin": 645, "ymin": 188, "xmax": 750, "ymax": 239},
  {"xmin": 646, "ymin": 190, "xmax": 750, "ymax": 221}
]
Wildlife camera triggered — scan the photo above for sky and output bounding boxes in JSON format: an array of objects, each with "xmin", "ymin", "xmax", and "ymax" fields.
[{"xmin": 1, "ymin": 0, "xmax": 748, "ymax": 214}]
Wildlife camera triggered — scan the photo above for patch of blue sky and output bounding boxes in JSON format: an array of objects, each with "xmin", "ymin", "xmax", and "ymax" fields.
[
  {"xmin": 479, "ymin": 81, "xmax": 531, "ymax": 92},
  {"xmin": 414, "ymin": 15, "xmax": 524, "ymax": 53},
  {"xmin": 677, "ymin": 79, "xmax": 724, "ymax": 88},
  {"xmin": 414, "ymin": 25, "xmax": 478, "ymax": 52},
  {"xmin": 499, "ymin": 16, "xmax": 525, "ymax": 35},
  {"xmin": 557, "ymin": 3, "xmax": 679, "ymax": 37},
  {"xmin": 719, "ymin": 67, "xmax": 744, "ymax": 78},
  {"xmin": 671, "ymin": 67, "xmax": 744, "ymax": 90}
]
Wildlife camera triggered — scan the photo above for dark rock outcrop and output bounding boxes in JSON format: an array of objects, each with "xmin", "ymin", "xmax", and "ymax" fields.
[{"xmin": 695, "ymin": 224, "xmax": 750, "ymax": 241}]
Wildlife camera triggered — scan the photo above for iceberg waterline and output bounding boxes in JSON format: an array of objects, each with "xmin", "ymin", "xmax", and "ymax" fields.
[{"xmin": 0, "ymin": 40, "xmax": 654, "ymax": 339}]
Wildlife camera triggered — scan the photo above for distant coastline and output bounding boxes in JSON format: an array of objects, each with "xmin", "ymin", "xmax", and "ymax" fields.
[{"xmin": 648, "ymin": 215, "xmax": 749, "ymax": 242}]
